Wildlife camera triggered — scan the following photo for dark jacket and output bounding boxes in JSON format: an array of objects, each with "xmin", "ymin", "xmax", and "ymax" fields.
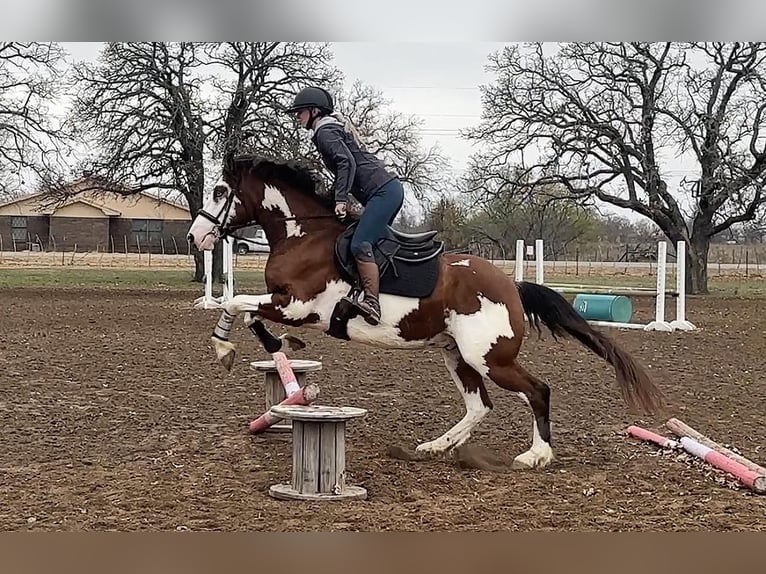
[{"xmin": 311, "ymin": 116, "xmax": 395, "ymax": 205}]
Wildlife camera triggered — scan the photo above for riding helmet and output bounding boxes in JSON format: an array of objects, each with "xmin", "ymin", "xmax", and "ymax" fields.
[{"xmin": 286, "ymin": 86, "xmax": 334, "ymax": 114}]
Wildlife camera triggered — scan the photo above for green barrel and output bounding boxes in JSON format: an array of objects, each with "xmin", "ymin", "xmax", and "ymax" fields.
[{"xmin": 572, "ymin": 294, "xmax": 633, "ymax": 323}]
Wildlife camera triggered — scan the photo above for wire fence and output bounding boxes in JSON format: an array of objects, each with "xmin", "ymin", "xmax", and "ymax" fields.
[{"xmin": 1, "ymin": 239, "xmax": 764, "ymax": 278}]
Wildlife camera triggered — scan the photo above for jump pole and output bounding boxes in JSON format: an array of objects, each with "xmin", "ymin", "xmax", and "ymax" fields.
[
  {"xmin": 249, "ymin": 351, "xmax": 320, "ymax": 434},
  {"xmin": 627, "ymin": 425, "xmax": 680, "ymax": 449},
  {"xmin": 628, "ymin": 423, "xmax": 766, "ymax": 494},
  {"xmin": 666, "ymin": 417, "xmax": 766, "ymax": 476},
  {"xmin": 250, "ymin": 358, "xmax": 323, "ymax": 432},
  {"xmin": 679, "ymin": 436, "xmax": 766, "ymax": 494}
]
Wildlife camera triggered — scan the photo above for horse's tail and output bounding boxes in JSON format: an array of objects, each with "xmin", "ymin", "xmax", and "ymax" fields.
[{"xmin": 516, "ymin": 280, "xmax": 664, "ymax": 415}]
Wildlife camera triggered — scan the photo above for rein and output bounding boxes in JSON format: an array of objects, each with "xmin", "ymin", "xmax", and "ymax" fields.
[{"xmin": 279, "ymin": 214, "xmax": 339, "ymax": 221}]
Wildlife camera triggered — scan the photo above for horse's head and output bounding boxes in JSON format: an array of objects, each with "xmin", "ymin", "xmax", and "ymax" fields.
[{"xmin": 187, "ymin": 155, "xmax": 340, "ymax": 251}]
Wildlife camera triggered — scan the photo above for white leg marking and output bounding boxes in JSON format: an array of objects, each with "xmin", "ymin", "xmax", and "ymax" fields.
[
  {"xmin": 513, "ymin": 392, "xmax": 554, "ymax": 469},
  {"xmin": 416, "ymin": 350, "xmax": 491, "ymax": 454},
  {"xmin": 223, "ymin": 294, "xmax": 276, "ymax": 316},
  {"xmin": 262, "ymin": 184, "xmax": 305, "ymax": 238}
]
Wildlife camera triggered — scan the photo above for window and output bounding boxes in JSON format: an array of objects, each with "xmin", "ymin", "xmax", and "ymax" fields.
[
  {"xmin": 131, "ymin": 219, "xmax": 164, "ymax": 246},
  {"xmin": 10, "ymin": 216, "xmax": 27, "ymax": 243}
]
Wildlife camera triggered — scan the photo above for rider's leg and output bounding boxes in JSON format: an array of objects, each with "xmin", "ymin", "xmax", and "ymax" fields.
[{"xmin": 349, "ymin": 178, "xmax": 404, "ymax": 325}]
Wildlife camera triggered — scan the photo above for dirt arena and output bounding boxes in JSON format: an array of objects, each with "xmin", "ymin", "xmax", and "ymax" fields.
[{"xmin": 1, "ymin": 285, "xmax": 765, "ymax": 531}]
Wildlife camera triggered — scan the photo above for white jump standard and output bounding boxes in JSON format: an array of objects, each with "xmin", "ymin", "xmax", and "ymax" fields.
[
  {"xmin": 196, "ymin": 236, "xmax": 235, "ymax": 309},
  {"xmin": 268, "ymin": 405, "xmax": 368, "ymax": 501},
  {"xmin": 515, "ymin": 239, "xmax": 697, "ymax": 332}
]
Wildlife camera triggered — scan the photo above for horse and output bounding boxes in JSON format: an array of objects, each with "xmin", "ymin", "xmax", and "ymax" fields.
[{"xmin": 186, "ymin": 154, "xmax": 663, "ymax": 469}]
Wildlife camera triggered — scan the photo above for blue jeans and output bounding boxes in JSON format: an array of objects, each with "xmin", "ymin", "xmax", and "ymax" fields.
[{"xmin": 350, "ymin": 178, "xmax": 404, "ymax": 259}]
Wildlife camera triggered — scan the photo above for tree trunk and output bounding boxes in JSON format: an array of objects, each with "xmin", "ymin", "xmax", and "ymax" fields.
[
  {"xmin": 186, "ymin": 154, "xmax": 208, "ymax": 284},
  {"xmin": 192, "ymin": 250, "xmax": 205, "ymax": 282},
  {"xmin": 687, "ymin": 234, "xmax": 710, "ymax": 295},
  {"xmin": 212, "ymin": 240, "xmax": 225, "ymax": 284},
  {"xmin": 190, "ymin": 244, "xmax": 224, "ymax": 285}
]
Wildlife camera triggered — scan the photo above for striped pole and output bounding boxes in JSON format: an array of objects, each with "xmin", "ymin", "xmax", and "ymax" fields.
[
  {"xmin": 627, "ymin": 425, "xmax": 680, "ymax": 449},
  {"xmin": 680, "ymin": 436, "xmax": 766, "ymax": 494},
  {"xmin": 249, "ymin": 352, "xmax": 319, "ymax": 433}
]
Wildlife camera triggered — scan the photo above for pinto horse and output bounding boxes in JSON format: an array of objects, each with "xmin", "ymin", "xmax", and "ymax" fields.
[{"xmin": 187, "ymin": 155, "xmax": 663, "ymax": 469}]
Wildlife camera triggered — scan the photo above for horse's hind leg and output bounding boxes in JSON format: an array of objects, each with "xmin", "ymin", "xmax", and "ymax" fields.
[
  {"xmin": 415, "ymin": 348, "xmax": 493, "ymax": 454},
  {"xmin": 490, "ymin": 359, "xmax": 554, "ymax": 469}
]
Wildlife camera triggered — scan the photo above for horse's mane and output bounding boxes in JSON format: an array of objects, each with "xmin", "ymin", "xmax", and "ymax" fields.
[{"xmin": 230, "ymin": 154, "xmax": 337, "ymax": 214}]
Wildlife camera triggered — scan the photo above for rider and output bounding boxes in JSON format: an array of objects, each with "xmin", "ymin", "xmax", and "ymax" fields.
[{"xmin": 286, "ymin": 86, "xmax": 404, "ymax": 326}]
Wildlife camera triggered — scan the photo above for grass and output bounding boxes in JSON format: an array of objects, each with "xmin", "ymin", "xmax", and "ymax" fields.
[
  {"xmin": 0, "ymin": 267, "xmax": 266, "ymax": 292},
  {"xmin": 0, "ymin": 266, "xmax": 763, "ymax": 297}
]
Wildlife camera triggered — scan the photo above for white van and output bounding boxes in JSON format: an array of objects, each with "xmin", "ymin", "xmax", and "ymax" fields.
[{"xmin": 234, "ymin": 227, "xmax": 270, "ymax": 255}]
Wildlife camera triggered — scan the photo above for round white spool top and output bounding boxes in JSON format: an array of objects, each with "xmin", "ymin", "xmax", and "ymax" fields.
[
  {"xmin": 249, "ymin": 360, "xmax": 323, "ymax": 373},
  {"xmin": 269, "ymin": 404, "xmax": 367, "ymax": 422}
]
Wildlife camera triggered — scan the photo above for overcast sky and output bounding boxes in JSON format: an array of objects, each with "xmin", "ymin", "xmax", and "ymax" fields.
[
  {"xmin": 331, "ymin": 42, "xmax": 506, "ymax": 174},
  {"xmin": 61, "ymin": 41, "xmax": 502, "ymax": 176},
  {"xmin": 59, "ymin": 41, "xmax": 705, "ymax": 221}
]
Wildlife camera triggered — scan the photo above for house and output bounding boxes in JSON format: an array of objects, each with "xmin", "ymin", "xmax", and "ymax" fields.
[{"xmin": 0, "ymin": 177, "xmax": 192, "ymax": 253}]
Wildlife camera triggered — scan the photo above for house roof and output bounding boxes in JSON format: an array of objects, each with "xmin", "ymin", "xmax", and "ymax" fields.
[
  {"xmin": 0, "ymin": 177, "xmax": 191, "ymax": 221},
  {"xmin": 53, "ymin": 198, "xmax": 123, "ymax": 217}
]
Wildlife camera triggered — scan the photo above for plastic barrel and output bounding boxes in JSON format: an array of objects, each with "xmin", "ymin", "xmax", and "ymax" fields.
[{"xmin": 572, "ymin": 293, "xmax": 633, "ymax": 323}]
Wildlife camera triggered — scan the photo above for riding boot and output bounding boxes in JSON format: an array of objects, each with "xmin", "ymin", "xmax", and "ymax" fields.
[{"xmin": 354, "ymin": 257, "xmax": 382, "ymax": 325}]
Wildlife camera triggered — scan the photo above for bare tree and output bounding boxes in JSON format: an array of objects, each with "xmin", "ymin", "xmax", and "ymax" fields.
[
  {"xmin": 0, "ymin": 42, "xmax": 67, "ymax": 199},
  {"xmin": 203, "ymin": 42, "xmax": 339, "ymax": 166},
  {"xmin": 424, "ymin": 196, "xmax": 471, "ymax": 251},
  {"xmin": 335, "ymin": 82, "xmax": 450, "ymax": 208},
  {"xmin": 64, "ymin": 42, "xmax": 211, "ymax": 277},
  {"xmin": 64, "ymin": 42, "xmax": 337, "ymax": 282},
  {"xmin": 466, "ymin": 42, "xmax": 766, "ymax": 293}
]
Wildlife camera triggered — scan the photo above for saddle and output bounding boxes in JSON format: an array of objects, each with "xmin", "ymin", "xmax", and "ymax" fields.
[
  {"xmin": 327, "ymin": 223, "xmax": 444, "ymax": 340},
  {"xmin": 327, "ymin": 221, "xmax": 444, "ymax": 339},
  {"xmin": 333, "ymin": 221, "xmax": 445, "ymax": 300}
]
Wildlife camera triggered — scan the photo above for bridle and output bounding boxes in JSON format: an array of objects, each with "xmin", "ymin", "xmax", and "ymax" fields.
[{"xmin": 194, "ymin": 182, "xmax": 253, "ymax": 240}]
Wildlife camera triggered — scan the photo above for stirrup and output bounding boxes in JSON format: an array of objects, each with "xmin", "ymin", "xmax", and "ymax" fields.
[
  {"xmin": 343, "ymin": 294, "xmax": 380, "ymax": 325},
  {"xmin": 357, "ymin": 301, "xmax": 380, "ymax": 326}
]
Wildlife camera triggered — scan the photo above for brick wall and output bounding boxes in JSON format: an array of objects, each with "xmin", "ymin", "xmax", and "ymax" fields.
[
  {"xmin": 0, "ymin": 216, "xmax": 50, "ymax": 250},
  {"xmin": 0, "ymin": 216, "xmax": 192, "ymax": 253},
  {"xmin": 109, "ymin": 218, "xmax": 191, "ymax": 254},
  {"xmin": 49, "ymin": 217, "xmax": 109, "ymax": 251}
]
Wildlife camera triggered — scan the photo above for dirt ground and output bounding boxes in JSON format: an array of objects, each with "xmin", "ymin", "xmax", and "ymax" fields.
[{"xmin": 1, "ymin": 286, "xmax": 765, "ymax": 531}]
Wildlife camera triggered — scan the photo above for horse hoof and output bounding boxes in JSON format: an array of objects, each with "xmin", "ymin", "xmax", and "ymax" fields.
[
  {"xmin": 511, "ymin": 458, "xmax": 533, "ymax": 470},
  {"xmin": 220, "ymin": 351, "xmax": 235, "ymax": 372},
  {"xmin": 212, "ymin": 338, "xmax": 236, "ymax": 371},
  {"xmin": 282, "ymin": 334, "xmax": 306, "ymax": 351},
  {"xmin": 512, "ymin": 447, "xmax": 555, "ymax": 470},
  {"xmin": 415, "ymin": 441, "xmax": 451, "ymax": 456}
]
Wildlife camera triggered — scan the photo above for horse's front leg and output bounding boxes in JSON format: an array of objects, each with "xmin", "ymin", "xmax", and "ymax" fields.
[
  {"xmin": 210, "ymin": 293, "xmax": 288, "ymax": 371},
  {"xmin": 247, "ymin": 317, "xmax": 306, "ymax": 354}
]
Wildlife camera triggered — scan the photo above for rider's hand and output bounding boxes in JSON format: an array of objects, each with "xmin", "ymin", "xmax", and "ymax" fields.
[{"xmin": 335, "ymin": 202, "xmax": 348, "ymax": 219}]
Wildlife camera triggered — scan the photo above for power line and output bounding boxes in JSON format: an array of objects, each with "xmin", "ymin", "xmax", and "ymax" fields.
[
  {"xmin": 417, "ymin": 113, "xmax": 482, "ymax": 118},
  {"xmin": 383, "ymin": 85, "xmax": 481, "ymax": 91}
]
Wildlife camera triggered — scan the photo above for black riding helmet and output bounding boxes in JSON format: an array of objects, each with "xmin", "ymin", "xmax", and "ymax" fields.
[{"xmin": 286, "ymin": 86, "xmax": 334, "ymax": 114}]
